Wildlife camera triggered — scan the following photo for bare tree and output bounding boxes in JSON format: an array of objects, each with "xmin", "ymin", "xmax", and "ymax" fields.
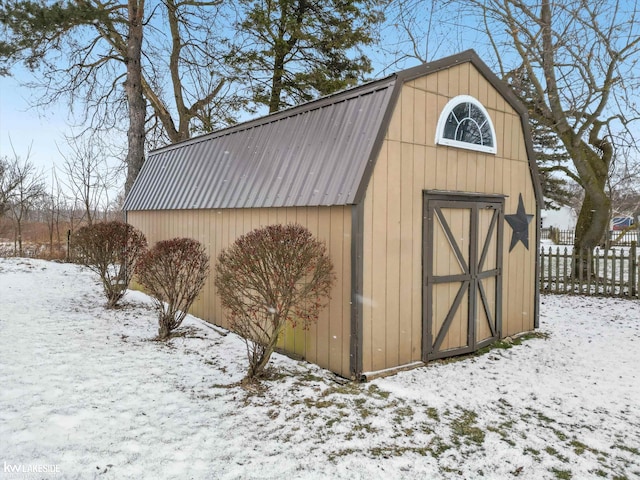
[
  {"xmin": 5, "ymin": 150, "xmax": 46, "ymax": 256},
  {"xmin": 42, "ymin": 168, "xmax": 67, "ymax": 257},
  {"xmin": 380, "ymin": 0, "xmax": 465, "ymax": 69},
  {"xmin": 0, "ymin": 156, "xmax": 20, "ymax": 217},
  {"xmin": 60, "ymin": 134, "xmax": 120, "ymax": 226},
  {"xmin": 607, "ymin": 148, "xmax": 640, "ymax": 242}
]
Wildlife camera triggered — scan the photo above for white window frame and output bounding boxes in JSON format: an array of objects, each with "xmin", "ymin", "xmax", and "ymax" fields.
[{"xmin": 435, "ymin": 95, "xmax": 497, "ymax": 154}]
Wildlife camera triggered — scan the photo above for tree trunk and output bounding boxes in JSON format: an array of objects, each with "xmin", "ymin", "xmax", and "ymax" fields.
[
  {"xmin": 269, "ymin": 52, "xmax": 286, "ymax": 114},
  {"xmin": 568, "ymin": 139, "xmax": 612, "ymax": 276},
  {"xmin": 158, "ymin": 321, "xmax": 171, "ymax": 340},
  {"xmin": 124, "ymin": 0, "xmax": 146, "ymax": 196}
]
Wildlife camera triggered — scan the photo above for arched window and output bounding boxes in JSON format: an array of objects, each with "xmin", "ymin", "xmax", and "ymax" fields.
[{"xmin": 436, "ymin": 95, "xmax": 497, "ymax": 154}]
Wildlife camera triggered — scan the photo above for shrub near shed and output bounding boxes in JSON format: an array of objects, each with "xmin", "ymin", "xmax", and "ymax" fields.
[
  {"xmin": 72, "ymin": 221, "xmax": 147, "ymax": 308},
  {"xmin": 135, "ymin": 238, "xmax": 210, "ymax": 340},
  {"xmin": 215, "ymin": 224, "xmax": 335, "ymax": 382}
]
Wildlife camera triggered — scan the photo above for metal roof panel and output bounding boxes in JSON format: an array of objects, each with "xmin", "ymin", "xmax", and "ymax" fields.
[{"xmin": 124, "ymin": 78, "xmax": 397, "ymax": 211}]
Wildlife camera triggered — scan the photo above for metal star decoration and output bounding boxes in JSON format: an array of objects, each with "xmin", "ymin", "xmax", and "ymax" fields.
[{"xmin": 505, "ymin": 194, "xmax": 534, "ymax": 252}]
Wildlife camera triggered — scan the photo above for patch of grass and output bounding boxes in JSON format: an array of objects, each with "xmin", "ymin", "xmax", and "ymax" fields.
[
  {"xmin": 393, "ymin": 405, "xmax": 415, "ymax": 423},
  {"xmin": 487, "ymin": 424, "xmax": 517, "ymax": 446},
  {"xmin": 439, "ymin": 466, "xmax": 464, "ymax": 475},
  {"xmin": 524, "ymin": 447, "xmax": 541, "ymax": 461},
  {"xmin": 613, "ymin": 444, "xmax": 640, "ymax": 455},
  {"xmin": 324, "ymin": 408, "xmax": 349, "ymax": 429},
  {"xmin": 327, "ymin": 448, "xmax": 356, "ymax": 462},
  {"xmin": 352, "ymin": 422, "xmax": 378, "ymax": 434},
  {"xmin": 526, "ymin": 407, "xmax": 555, "ymax": 424},
  {"xmin": 552, "ymin": 427, "xmax": 568, "ymax": 441},
  {"xmin": 550, "ymin": 467, "xmax": 572, "ymax": 479},
  {"xmin": 451, "ymin": 409, "xmax": 485, "ymax": 446},
  {"xmin": 303, "ymin": 398, "xmax": 341, "ymax": 409},
  {"xmin": 296, "ymin": 372, "xmax": 325, "ymax": 383},
  {"xmin": 545, "ymin": 446, "xmax": 569, "ymax": 463},
  {"xmin": 352, "ymin": 397, "xmax": 373, "ymax": 419},
  {"xmin": 320, "ymin": 383, "xmax": 362, "ymax": 397},
  {"xmin": 570, "ymin": 439, "xmax": 608, "ymax": 458},
  {"xmin": 487, "ymin": 420, "xmax": 517, "ymax": 447},
  {"xmin": 475, "ymin": 339, "xmax": 513, "ymax": 356},
  {"xmin": 512, "ymin": 331, "xmax": 549, "ymax": 343},
  {"xmin": 435, "ymin": 331, "xmax": 550, "ymax": 364},
  {"xmin": 367, "ymin": 384, "xmax": 390, "ymax": 399},
  {"xmin": 425, "ymin": 407, "xmax": 440, "ymax": 421},
  {"xmin": 570, "ymin": 440, "xmax": 586, "ymax": 455},
  {"xmin": 367, "ymin": 445, "xmax": 430, "ymax": 458},
  {"xmin": 591, "ymin": 469, "xmax": 608, "ymax": 478},
  {"xmin": 428, "ymin": 436, "xmax": 452, "ymax": 458}
]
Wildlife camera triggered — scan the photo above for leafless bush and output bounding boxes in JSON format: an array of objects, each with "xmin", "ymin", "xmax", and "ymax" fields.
[
  {"xmin": 72, "ymin": 221, "xmax": 147, "ymax": 308},
  {"xmin": 135, "ymin": 238, "xmax": 210, "ymax": 340},
  {"xmin": 215, "ymin": 224, "xmax": 334, "ymax": 381}
]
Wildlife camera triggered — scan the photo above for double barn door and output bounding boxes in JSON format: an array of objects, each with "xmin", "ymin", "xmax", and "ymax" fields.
[{"xmin": 423, "ymin": 193, "xmax": 504, "ymax": 361}]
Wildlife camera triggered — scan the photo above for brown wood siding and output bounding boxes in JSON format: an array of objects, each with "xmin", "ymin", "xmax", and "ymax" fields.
[
  {"xmin": 361, "ymin": 64, "xmax": 537, "ymax": 372},
  {"xmin": 127, "ymin": 206, "xmax": 353, "ymax": 378}
]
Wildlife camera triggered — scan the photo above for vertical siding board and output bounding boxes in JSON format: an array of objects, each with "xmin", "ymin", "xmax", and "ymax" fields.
[
  {"xmin": 401, "ymin": 86, "xmax": 415, "ymax": 144},
  {"xmin": 414, "ymin": 88, "xmax": 427, "ymax": 145},
  {"xmin": 387, "ymin": 91, "xmax": 402, "ymax": 142},
  {"xmin": 469, "ymin": 64, "xmax": 479, "ymax": 100},
  {"xmin": 361, "ymin": 159, "xmax": 375, "ymax": 372},
  {"xmin": 342, "ymin": 208, "xmax": 352, "ymax": 376},
  {"xmin": 486, "ymin": 84, "xmax": 498, "ymax": 110},
  {"xmin": 371, "ymin": 141, "xmax": 389, "ymax": 371},
  {"xmin": 315, "ymin": 209, "xmax": 332, "ymax": 369},
  {"xmin": 514, "ymin": 115, "xmax": 526, "ymax": 162},
  {"xmin": 437, "ymin": 69, "xmax": 449, "ymax": 97},
  {"xmin": 495, "ymin": 111, "xmax": 507, "ymax": 160},
  {"xmin": 485, "ymin": 155, "xmax": 496, "ymax": 192},
  {"xmin": 456, "ymin": 150, "xmax": 469, "ymax": 191},
  {"xmin": 448, "ymin": 66, "xmax": 459, "ymax": 97},
  {"xmin": 475, "ymin": 68, "xmax": 486, "ymax": 105},
  {"xmin": 208, "ymin": 211, "xmax": 216, "ymax": 324},
  {"xmin": 292, "ymin": 207, "xmax": 308, "ymax": 358},
  {"xmin": 414, "ymin": 75, "xmax": 427, "ymax": 91},
  {"xmin": 475, "ymin": 155, "xmax": 487, "ymax": 193},
  {"xmin": 458, "ymin": 64, "xmax": 470, "ymax": 97},
  {"xmin": 385, "ymin": 140, "xmax": 402, "ymax": 369},
  {"xmin": 399, "ymin": 142, "xmax": 415, "ymax": 364},
  {"xmin": 426, "ymin": 72, "xmax": 438, "ymax": 93},
  {"xmin": 446, "ymin": 149, "xmax": 458, "ymax": 190},
  {"xmin": 426, "ymin": 92, "xmax": 439, "ymax": 148},
  {"xmin": 329, "ymin": 208, "xmax": 345, "ymax": 374},
  {"xmin": 413, "ymin": 146, "xmax": 427, "ymax": 361}
]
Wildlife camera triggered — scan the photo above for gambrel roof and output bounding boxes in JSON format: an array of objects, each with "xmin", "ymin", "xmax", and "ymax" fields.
[{"xmin": 124, "ymin": 50, "xmax": 542, "ymax": 211}]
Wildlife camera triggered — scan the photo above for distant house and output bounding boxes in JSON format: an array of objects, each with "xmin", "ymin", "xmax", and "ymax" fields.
[
  {"xmin": 541, "ymin": 205, "xmax": 577, "ymax": 230},
  {"xmin": 611, "ymin": 216, "xmax": 634, "ymax": 231},
  {"xmin": 124, "ymin": 50, "xmax": 542, "ymax": 379}
]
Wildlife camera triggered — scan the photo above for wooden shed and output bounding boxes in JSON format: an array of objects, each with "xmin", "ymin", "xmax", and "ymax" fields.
[{"xmin": 124, "ymin": 50, "xmax": 542, "ymax": 380}]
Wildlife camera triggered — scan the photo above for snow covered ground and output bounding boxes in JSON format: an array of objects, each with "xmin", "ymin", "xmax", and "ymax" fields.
[{"xmin": 1, "ymin": 257, "xmax": 639, "ymax": 480}]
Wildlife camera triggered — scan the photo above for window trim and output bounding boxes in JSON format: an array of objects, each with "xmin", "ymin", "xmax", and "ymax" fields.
[{"xmin": 435, "ymin": 95, "xmax": 497, "ymax": 154}]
